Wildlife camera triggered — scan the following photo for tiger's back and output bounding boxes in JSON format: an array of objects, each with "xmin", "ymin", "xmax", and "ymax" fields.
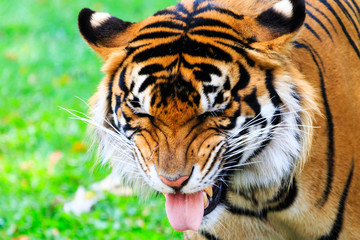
[
  {"xmin": 288, "ymin": 0, "xmax": 360, "ymax": 238},
  {"xmin": 77, "ymin": 0, "xmax": 360, "ymax": 239}
]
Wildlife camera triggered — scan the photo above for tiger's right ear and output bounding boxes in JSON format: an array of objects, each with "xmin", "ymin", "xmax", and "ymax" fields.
[{"xmin": 78, "ymin": 8, "xmax": 134, "ymax": 58}]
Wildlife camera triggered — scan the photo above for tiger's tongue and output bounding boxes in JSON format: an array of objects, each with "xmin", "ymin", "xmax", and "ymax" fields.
[{"xmin": 165, "ymin": 191, "xmax": 204, "ymax": 231}]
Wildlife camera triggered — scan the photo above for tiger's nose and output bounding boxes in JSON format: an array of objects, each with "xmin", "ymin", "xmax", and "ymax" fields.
[{"xmin": 159, "ymin": 175, "xmax": 189, "ymax": 188}]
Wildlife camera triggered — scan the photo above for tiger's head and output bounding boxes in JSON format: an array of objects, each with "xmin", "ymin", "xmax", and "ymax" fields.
[{"xmin": 78, "ymin": 0, "xmax": 317, "ymax": 232}]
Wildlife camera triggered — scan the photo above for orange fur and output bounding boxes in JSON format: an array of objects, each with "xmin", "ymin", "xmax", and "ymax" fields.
[{"xmin": 78, "ymin": 0, "xmax": 360, "ymax": 239}]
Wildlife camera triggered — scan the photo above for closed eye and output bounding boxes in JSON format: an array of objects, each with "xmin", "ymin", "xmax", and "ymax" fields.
[
  {"xmin": 126, "ymin": 100, "xmax": 154, "ymax": 120},
  {"xmin": 198, "ymin": 109, "xmax": 224, "ymax": 120}
]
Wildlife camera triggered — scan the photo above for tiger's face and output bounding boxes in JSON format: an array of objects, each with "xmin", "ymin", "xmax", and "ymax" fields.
[{"xmin": 79, "ymin": 0, "xmax": 316, "ymax": 232}]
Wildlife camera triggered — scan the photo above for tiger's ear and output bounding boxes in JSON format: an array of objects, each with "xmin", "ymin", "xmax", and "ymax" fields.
[
  {"xmin": 248, "ymin": 0, "xmax": 305, "ymax": 47},
  {"xmin": 78, "ymin": 8, "xmax": 134, "ymax": 58}
]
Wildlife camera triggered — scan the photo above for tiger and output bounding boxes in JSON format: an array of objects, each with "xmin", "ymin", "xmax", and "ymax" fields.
[{"xmin": 77, "ymin": 0, "xmax": 360, "ymax": 239}]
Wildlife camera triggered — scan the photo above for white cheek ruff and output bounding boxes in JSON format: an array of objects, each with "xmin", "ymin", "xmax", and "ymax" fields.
[
  {"xmin": 87, "ymin": 83, "xmax": 153, "ymax": 196},
  {"xmin": 233, "ymin": 109, "xmax": 301, "ymax": 189},
  {"xmin": 230, "ymin": 78, "xmax": 314, "ymax": 190}
]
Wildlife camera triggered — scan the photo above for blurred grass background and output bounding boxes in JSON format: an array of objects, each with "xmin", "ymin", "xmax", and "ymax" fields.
[{"xmin": 0, "ymin": 0, "xmax": 181, "ymax": 239}]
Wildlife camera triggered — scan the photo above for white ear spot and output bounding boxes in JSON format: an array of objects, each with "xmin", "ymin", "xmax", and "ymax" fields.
[
  {"xmin": 90, "ymin": 12, "xmax": 111, "ymax": 28},
  {"xmin": 272, "ymin": 0, "xmax": 293, "ymax": 18}
]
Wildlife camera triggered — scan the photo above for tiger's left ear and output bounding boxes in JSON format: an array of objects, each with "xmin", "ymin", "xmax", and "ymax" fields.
[
  {"xmin": 248, "ymin": 0, "xmax": 305, "ymax": 48},
  {"xmin": 78, "ymin": 8, "xmax": 134, "ymax": 59}
]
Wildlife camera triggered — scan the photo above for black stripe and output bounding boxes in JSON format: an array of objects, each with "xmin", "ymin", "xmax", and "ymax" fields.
[
  {"xmin": 212, "ymin": 7, "xmax": 244, "ymax": 20},
  {"xmin": 302, "ymin": 39, "xmax": 325, "ymax": 71},
  {"xmin": 191, "ymin": 63, "xmax": 222, "ymax": 82},
  {"xmin": 175, "ymin": 3, "xmax": 190, "ymax": 15},
  {"xmin": 201, "ymin": 141, "xmax": 224, "ymax": 179},
  {"xmin": 218, "ymin": 42, "xmax": 255, "ymax": 66},
  {"xmin": 318, "ymin": 0, "xmax": 360, "ymax": 59},
  {"xmin": 244, "ymin": 88, "xmax": 261, "ymax": 116},
  {"xmin": 166, "ymin": 58, "xmax": 179, "ymax": 72},
  {"xmin": 114, "ymin": 95, "xmax": 121, "ymax": 117},
  {"xmin": 107, "ymin": 73, "xmax": 116, "ymax": 114},
  {"xmin": 332, "ymin": 0, "xmax": 360, "ymax": 38},
  {"xmin": 118, "ymin": 67, "xmax": 128, "ymax": 93},
  {"xmin": 216, "ymin": 108, "xmax": 241, "ymax": 131},
  {"xmin": 129, "ymin": 100, "xmax": 141, "ymax": 109},
  {"xmin": 225, "ymin": 202, "xmax": 267, "ymax": 218},
  {"xmin": 224, "ymin": 77, "xmax": 231, "ymax": 90},
  {"xmin": 201, "ymin": 231, "xmax": 222, "ymax": 240},
  {"xmin": 318, "ymin": 162, "xmax": 354, "ymax": 240},
  {"xmin": 268, "ymin": 178, "xmax": 297, "ymax": 212},
  {"xmin": 265, "ymin": 70, "xmax": 282, "ymax": 107},
  {"xmin": 200, "ymin": 144, "xmax": 217, "ymax": 172},
  {"xmin": 231, "ymin": 63, "xmax": 250, "ymax": 100},
  {"xmin": 191, "ymin": 63, "xmax": 222, "ymax": 76},
  {"xmin": 213, "ymin": 92, "xmax": 224, "ymax": 106},
  {"xmin": 306, "ymin": 9, "xmax": 333, "ymax": 41},
  {"xmin": 349, "ymin": 0, "xmax": 360, "ymax": 18},
  {"xmin": 183, "ymin": 37, "xmax": 233, "ymax": 62},
  {"xmin": 343, "ymin": 0, "xmax": 360, "ymax": 23},
  {"xmin": 189, "ymin": 17, "xmax": 235, "ymax": 31},
  {"xmin": 137, "ymin": 149, "xmax": 149, "ymax": 173},
  {"xmin": 193, "ymin": 0, "xmax": 206, "ymax": 10},
  {"xmin": 132, "ymin": 39, "xmax": 182, "ymax": 62},
  {"xmin": 139, "ymin": 64, "xmax": 164, "ymax": 75},
  {"xmin": 293, "ymin": 41, "xmax": 334, "ymax": 206},
  {"xmin": 193, "ymin": 5, "xmax": 244, "ymax": 20},
  {"xmin": 194, "ymin": 70, "xmax": 212, "ymax": 82},
  {"xmin": 306, "ymin": 2, "xmax": 337, "ymax": 33},
  {"xmin": 225, "ymin": 179, "xmax": 297, "ymax": 217},
  {"xmin": 153, "ymin": 9, "xmax": 179, "ymax": 17},
  {"xmin": 138, "ymin": 76, "xmax": 157, "ymax": 93},
  {"xmin": 203, "ymin": 85, "xmax": 218, "ymax": 94},
  {"xmin": 266, "ymin": 179, "xmax": 291, "ymax": 204},
  {"xmin": 132, "ymin": 31, "xmax": 179, "ymax": 42},
  {"xmin": 271, "ymin": 109, "xmax": 282, "ymax": 125},
  {"xmin": 140, "ymin": 21, "xmax": 185, "ymax": 31},
  {"xmin": 190, "ymin": 29, "xmax": 241, "ymax": 43},
  {"xmin": 304, "ymin": 22, "xmax": 322, "ymax": 41}
]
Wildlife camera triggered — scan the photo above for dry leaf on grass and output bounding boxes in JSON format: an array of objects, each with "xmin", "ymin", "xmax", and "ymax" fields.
[
  {"xmin": 11, "ymin": 235, "xmax": 29, "ymax": 240},
  {"xmin": 48, "ymin": 151, "xmax": 63, "ymax": 174}
]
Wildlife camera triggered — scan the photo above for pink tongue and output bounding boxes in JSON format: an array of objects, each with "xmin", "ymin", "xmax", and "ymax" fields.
[{"xmin": 165, "ymin": 191, "xmax": 204, "ymax": 231}]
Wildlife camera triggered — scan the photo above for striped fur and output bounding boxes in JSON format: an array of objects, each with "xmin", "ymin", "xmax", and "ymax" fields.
[{"xmin": 78, "ymin": 0, "xmax": 360, "ymax": 239}]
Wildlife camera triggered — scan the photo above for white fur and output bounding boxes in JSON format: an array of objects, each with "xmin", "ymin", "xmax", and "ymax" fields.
[
  {"xmin": 201, "ymin": 75, "xmax": 231, "ymax": 112},
  {"xmin": 90, "ymin": 12, "xmax": 111, "ymax": 28},
  {"xmin": 200, "ymin": 204, "xmax": 227, "ymax": 232},
  {"xmin": 272, "ymin": 0, "xmax": 294, "ymax": 18},
  {"xmin": 229, "ymin": 76, "xmax": 309, "ymax": 190}
]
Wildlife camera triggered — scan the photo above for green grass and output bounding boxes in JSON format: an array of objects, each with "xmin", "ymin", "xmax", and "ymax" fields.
[{"xmin": 0, "ymin": 0, "xmax": 181, "ymax": 239}]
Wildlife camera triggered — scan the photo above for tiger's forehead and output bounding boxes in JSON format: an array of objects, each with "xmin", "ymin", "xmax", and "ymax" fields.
[
  {"xmin": 123, "ymin": 57, "xmax": 234, "ymax": 124},
  {"xmin": 110, "ymin": 2, "xmax": 260, "ymax": 124}
]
